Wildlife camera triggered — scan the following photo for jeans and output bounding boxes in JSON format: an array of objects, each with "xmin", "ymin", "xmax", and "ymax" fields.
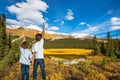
[
  {"xmin": 33, "ymin": 59, "xmax": 46, "ymax": 80},
  {"xmin": 21, "ymin": 64, "xmax": 29, "ymax": 80}
]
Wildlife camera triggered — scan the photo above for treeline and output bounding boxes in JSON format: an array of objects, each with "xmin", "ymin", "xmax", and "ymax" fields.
[
  {"xmin": 0, "ymin": 14, "xmax": 20, "ymax": 68},
  {"xmin": 44, "ymin": 38, "xmax": 95, "ymax": 49},
  {"xmin": 93, "ymin": 32, "xmax": 120, "ymax": 60}
]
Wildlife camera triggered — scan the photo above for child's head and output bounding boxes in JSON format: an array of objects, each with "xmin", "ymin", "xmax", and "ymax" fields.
[
  {"xmin": 20, "ymin": 41, "xmax": 29, "ymax": 49},
  {"xmin": 35, "ymin": 33, "xmax": 42, "ymax": 41}
]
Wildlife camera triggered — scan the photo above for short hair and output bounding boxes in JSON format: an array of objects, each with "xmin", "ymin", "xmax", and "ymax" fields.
[
  {"xmin": 35, "ymin": 33, "xmax": 42, "ymax": 41},
  {"xmin": 20, "ymin": 41, "xmax": 29, "ymax": 49}
]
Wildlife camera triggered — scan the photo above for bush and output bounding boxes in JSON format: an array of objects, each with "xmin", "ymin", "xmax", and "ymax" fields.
[
  {"xmin": 110, "ymin": 54, "xmax": 117, "ymax": 62},
  {"xmin": 101, "ymin": 58, "xmax": 108, "ymax": 68}
]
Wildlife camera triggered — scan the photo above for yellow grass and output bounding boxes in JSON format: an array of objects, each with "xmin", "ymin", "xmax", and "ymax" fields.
[{"xmin": 44, "ymin": 49, "xmax": 93, "ymax": 55}]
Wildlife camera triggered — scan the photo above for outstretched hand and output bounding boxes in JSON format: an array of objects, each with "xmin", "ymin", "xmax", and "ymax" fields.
[{"xmin": 41, "ymin": 22, "xmax": 45, "ymax": 38}]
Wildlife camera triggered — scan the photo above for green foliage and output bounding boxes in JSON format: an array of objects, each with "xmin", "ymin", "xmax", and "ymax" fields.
[
  {"xmin": 93, "ymin": 35, "xmax": 97, "ymax": 43},
  {"xmin": 0, "ymin": 13, "xmax": 7, "ymax": 60},
  {"xmin": 107, "ymin": 32, "xmax": 111, "ymax": 43},
  {"xmin": 101, "ymin": 43, "xmax": 108, "ymax": 55},
  {"xmin": 8, "ymin": 33, "xmax": 12, "ymax": 48},
  {"xmin": 99, "ymin": 32, "xmax": 120, "ymax": 60},
  {"xmin": 94, "ymin": 43, "xmax": 101, "ymax": 55},
  {"xmin": 0, "ymin": 39, "xmax": 21, "ymax": 68},
  {"xmin": 58, "ymin": 60, "xmax": 64, "ymax": 65},
  {"xmin": 110, "ymin": 54, "xmax": 117, "ymax": 62},
  {"xmin": 101, "ymin": 58, "xmax": 108, "ymax": 68},
  {"xmin": 83, "ymin": 61, "xmax": 89, "ymax": 71},
  {"xmin": 44, "ymin": 38, "xmax": 95, "ymax": 49}
]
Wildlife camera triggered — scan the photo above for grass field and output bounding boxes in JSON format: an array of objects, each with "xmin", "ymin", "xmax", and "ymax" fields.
[
  {"xmin": 44, "ymin": 49, "xmax": 93, "ymax": 55},
  {"xmin": 44, "ymin": 49, "xmax": 93, "ymax": 59}
]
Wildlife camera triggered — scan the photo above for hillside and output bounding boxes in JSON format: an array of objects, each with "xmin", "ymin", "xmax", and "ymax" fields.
[
  {"xmin": 7, "ymin": 28, "xmax": 71, "ymax": 40},
  {"xmin": 0, "ymin": 56, "xmax": 120, "ymax": 80}
]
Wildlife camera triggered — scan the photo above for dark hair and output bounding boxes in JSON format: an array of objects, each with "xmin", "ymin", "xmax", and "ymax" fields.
[
  {"xmin": 35, "ymin": 33, "xmax": 42, "ymax": 41},
  {"xmin": 20, "ymin": 41, "xmax": 29, "ymax": 49}
]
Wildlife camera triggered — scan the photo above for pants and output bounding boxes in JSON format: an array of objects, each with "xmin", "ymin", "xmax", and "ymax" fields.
[
  {"xmin": 33, "ymin": 59, "xmax": 46, "ymax": 80},
  {"xmin": 21, "ymin": 64, "xmax": 29, "ymax": 80}
]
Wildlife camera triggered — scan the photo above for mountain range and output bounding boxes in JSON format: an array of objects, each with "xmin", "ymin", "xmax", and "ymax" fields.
[{"xmin": 7, "ymin": 26, "xmax": 120, "ymax": 39}]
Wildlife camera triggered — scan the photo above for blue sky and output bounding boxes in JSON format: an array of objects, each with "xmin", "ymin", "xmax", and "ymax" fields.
[{"xmin": 0, "ymin": 0, "xmax": 120, "ymax": 37}]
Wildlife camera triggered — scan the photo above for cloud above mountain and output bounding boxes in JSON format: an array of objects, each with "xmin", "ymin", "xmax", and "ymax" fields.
[
  {"xmin": 7, "ymin": 0, "xmax": 49, "ymax": 27},
  {"xmin": 111, "ymin": 17, "xmax": 120, "ymax": 30},
  {"xmin": 65, "ymin": 9, "xmax": 74, "ymax": 20}
]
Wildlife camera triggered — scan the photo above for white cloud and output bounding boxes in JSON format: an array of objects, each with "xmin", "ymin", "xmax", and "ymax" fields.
[
  {"xmin": 71, "ymin": 33, "xmax": 89, "ymax": 38},
  {"xmin": 111, "ymin": 17, "xmax": 120, "ymax": 30},
  {"xmin": 6, "ymin": 19, "xmax": 22, "ymax": 26},
  {"xmin": 79, "ymin": 22, "xmax": 86, "ymax": 25},
  {"xmin": 81, "ymin": 27, "xmax": 98, "ymax": 33},
  {"xmin": 107, "ymin": 10, "xmax": 112, "ymax": 14},
  {"xmin": 74, "ymin": 17, "xmax": 120, "ymax": 35},
  {"xmin": 61, "ymin": 21, "xmax": 64, "ymax": 25},
  {"xmin": 26, "ymin": 24, "xmax": 42, "ymax": 31},
  {"xmin": 47, "ymin": 26, "xmax": 59, "ymax": 31},
  {"xmin": 111, "ymin": 26, "xmax": 120, "ymax": 30},
  {"xmin": 65, "ymin": 9, "xmax": 74, "ymax": 20},
  {"xmin": 111, "ymin": 17, "xmax": 120, "ymax": 25},
  {"xmin": 79, "ymin": 21, "xmax": 110, "ymax": 34},
  {"xmin": 7, "ymin": 0, "xmax": 49, "ymax": 26},
  {"xmin": 79, "ymin": 22, "xmax": 91, "ymax": 27}
]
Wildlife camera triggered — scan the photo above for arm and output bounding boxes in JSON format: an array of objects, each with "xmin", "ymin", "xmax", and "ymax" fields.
[
  {"xmin": 30, "ymin": 53, "xmax": 34, "ymax": 63},
  {"xmin": 20, "ymin": 35, "xmax": 26, "ymax": 47},
  {"xmin": 41, "ymin": 22, "xmax": 45, "ymax": 38}
]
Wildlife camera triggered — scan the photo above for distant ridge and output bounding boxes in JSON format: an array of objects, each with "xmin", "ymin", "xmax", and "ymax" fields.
[
  {"xmin": 7, "ymin": 26, "xmax": 94, "ymax": 39},
  {"xmin": 8, "ymin": 26, "xmax": 120, "ymax": 39}
]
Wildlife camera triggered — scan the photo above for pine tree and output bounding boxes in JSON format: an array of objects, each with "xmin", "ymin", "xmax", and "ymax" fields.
[
  {"xmin": 8, "ymin": 33, "xmax": 12, "ymax": 49},
  {"xmin": 93, "ymin": 35, "xmax": 97, "ymax": 43},
  {"xmin": 101, "ymin": 43, "xmax": 107, "ymax": 55},
  {"xmin": 107, "ymin": 32, "xmax": 112, "ymax": 56},
  {"xmin": 114, "ymin": 39, "xmax": 120, "ymax": 58},
  {"xmin": 107, "ymin": 32, "xmax": 111, "ymax": 43},
  {"xmin": 93, "ymin": 35, "xmax": 101, "ymax": 55},
  {"xmin": 0, "ymin": 13, "xmax": 7, "ymax": 60}
]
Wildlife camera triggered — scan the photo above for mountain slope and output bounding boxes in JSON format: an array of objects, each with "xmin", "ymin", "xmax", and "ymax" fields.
[{"xmin": 7, "ymin": 28, "xmax": 71, "ymax": 39}]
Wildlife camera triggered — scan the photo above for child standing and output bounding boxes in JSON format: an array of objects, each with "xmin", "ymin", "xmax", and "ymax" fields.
[{"xmin": 19, "ymin": 37, "xmax": 33, "ymax": 80}]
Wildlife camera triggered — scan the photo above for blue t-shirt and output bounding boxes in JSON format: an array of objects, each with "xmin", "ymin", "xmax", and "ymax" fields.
[{"xmin": 19, "ymin": 47, "xmax": 32, "ymax": 65}]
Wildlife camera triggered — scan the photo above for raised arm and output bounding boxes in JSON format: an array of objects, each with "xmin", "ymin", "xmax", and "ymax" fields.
[
  {"xmin": 41, "ymin": 22, "xmax": 45, "ymax": 38},
  {"xmin": 20, "ymin": 35, "xmax": 26, "ymax": 47}
]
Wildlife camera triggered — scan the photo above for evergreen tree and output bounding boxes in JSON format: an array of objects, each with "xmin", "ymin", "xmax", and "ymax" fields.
[
  {"xmin": 93, "ymin": 35, "xmax": 97, "ymax": 43},
  {"xmin": 107, "ymin": 32, "xmax": 111, "ymax": 43},
  {"xmin": 106, "ymin": 32, "xmax": 113, "ymax": 56},
  {"xmin": 92, "ymin": 35, "xmax": 101, "ymax": 55},
  {"xmin": 114, "ymin": 39, "xmax": 120, "ymax": 58},
  {"xmin": 101, "ymin": 43, "xmax": 107, "ymax": 55},
  {"xmin": 8, "ymin": 33, "xmax": 12, "ymax": 49},
  {"xmin": 0, "ymin": 13, "xmax": 7, "ymax": 60}
]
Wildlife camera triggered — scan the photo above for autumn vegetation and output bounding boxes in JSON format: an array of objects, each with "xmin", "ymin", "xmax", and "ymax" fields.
[{"xmin": 0, "ymin": 14, "xmax": 120, "ymax": 80}]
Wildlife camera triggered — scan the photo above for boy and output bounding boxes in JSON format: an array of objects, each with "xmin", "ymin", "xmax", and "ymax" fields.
[{"xmin": 19, "ymin": 37, "xmax": 33, "ymax": 80}]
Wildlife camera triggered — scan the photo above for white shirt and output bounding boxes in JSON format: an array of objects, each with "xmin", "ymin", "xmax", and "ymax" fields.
[
  {"xmin": 32, "ymin": 38, "xmax": 44, "ymax": 59},
  {"xmin": 19, "ymin": 47, "xmax": 32, "ymax": 65}
]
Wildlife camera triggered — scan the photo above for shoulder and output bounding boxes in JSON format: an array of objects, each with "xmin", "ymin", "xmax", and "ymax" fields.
[
  {"xmin": 20, "ymin": 47, "xmax": 23, "ymax": 51},
  {"xmin": 41, "ymin": 38, "xmax": 44, "ymax": 42},
  {"xmin": 27, "ymin": 49, "xmax": 32, "ymax": 53}
]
